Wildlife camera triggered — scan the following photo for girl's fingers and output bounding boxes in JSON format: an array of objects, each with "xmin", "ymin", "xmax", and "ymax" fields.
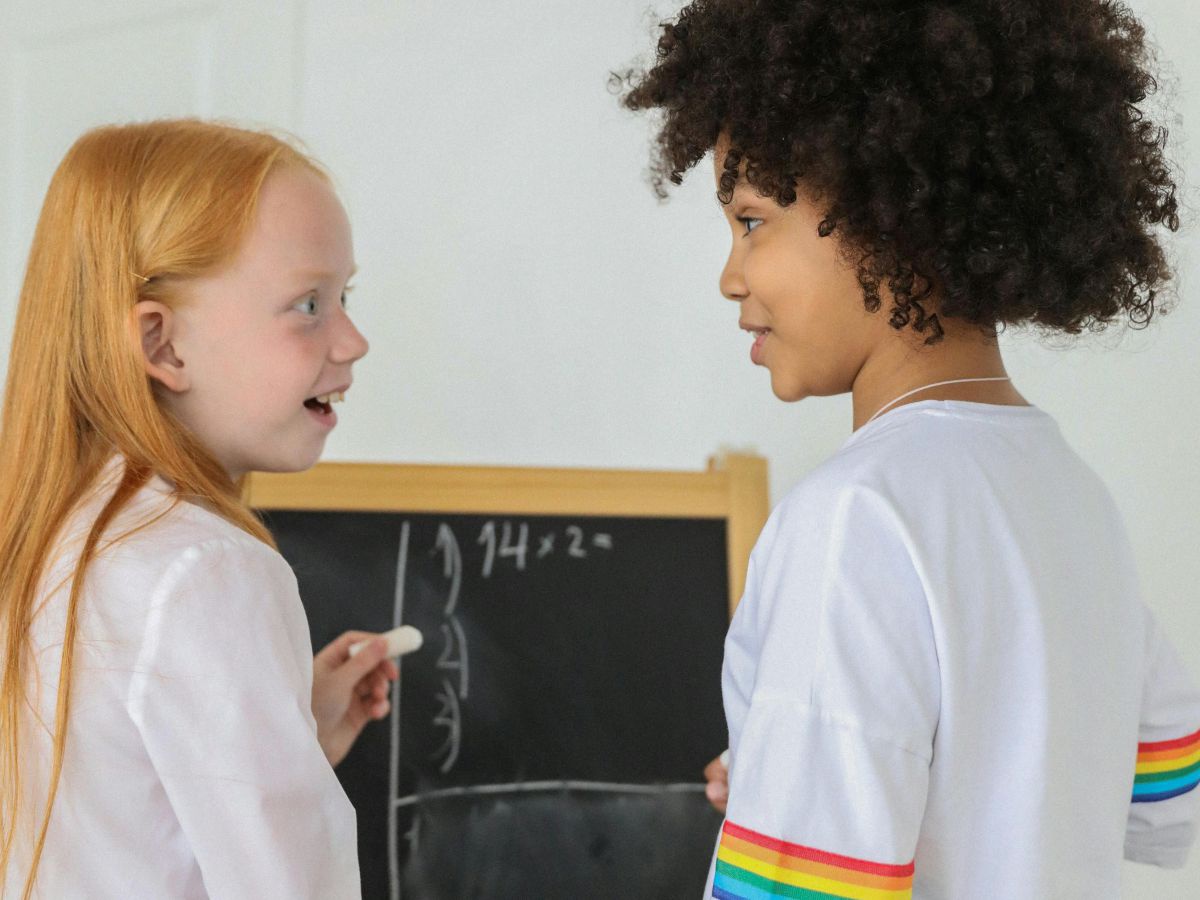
[
  {"xmin": 703, "ymin": 754, "xmax": 729, "ymax": 783},
  {"xmin": 705, "ymin": 779, "xmax": 729, "ymax": 811},
  {"xmin": 314, "ymin": 630, "xmax": 379, "ymax": 670},
  {"xmin": 361, "ymin": 660, "xmax": 398, "ymax": 686},
  {"xmin": 353, "ymin": 688, "xmax": 390, "ymax": 718},
  {"xmin": 356, "ymin": 672, "xmax": 389, "ymax": 699},
  {"xmin": 314, "ymin": 633, "xmax": 402, "ymax": 683},
  {"xmin": 703, "ymin": 751, "xmax": 730, "ymax": 812},
  {"xmin": 366, "ymin": 675, "xmax": 388, "ymax": 700}
]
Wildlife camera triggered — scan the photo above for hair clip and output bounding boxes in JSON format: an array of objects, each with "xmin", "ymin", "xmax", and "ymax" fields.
[{"xmin": 130, "ymin": 270, "xmax": 151, "ymax": 283}]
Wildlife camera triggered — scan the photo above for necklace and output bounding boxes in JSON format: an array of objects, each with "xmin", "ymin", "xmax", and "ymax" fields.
[{"xmin": 866, "ymin": 376, "xmax": 1012, "ymax": 425}]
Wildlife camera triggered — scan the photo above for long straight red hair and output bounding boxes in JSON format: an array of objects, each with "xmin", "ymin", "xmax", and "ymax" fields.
[{"xmin": 0, "ymin": 119, "xmax": 326, "ymax": 897}]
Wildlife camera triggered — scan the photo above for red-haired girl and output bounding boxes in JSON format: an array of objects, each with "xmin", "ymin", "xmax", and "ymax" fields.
[{"xmin": 1, "ymin": 120, "xmax": 395, "ymax": 898}]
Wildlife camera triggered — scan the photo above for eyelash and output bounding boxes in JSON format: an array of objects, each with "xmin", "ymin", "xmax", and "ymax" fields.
[{"xmin": 737, "ymin": 216, "xmax": 763, "ymax": 236}]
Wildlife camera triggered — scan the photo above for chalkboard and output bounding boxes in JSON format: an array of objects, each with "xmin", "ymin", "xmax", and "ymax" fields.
[{"xmin": 248, "ymin": 457, "xmax": 769, "ymax": 900}]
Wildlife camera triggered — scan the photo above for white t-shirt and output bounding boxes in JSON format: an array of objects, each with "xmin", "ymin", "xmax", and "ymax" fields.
[
  {"xmin": 8, "ymin": 461, "xmax": 359, "ymax": 898},
  {"xmin": 706, "ymin": 400, "xmax": 1200, "ymax": 900}
]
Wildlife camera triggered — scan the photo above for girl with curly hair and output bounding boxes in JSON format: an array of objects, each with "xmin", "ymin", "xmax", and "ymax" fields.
[{"xmin": 622, "ymin": 1, "xmax": 1197, "ymax": 896}]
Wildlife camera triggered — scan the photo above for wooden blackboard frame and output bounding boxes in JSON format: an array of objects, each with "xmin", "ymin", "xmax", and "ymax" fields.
[{"xmin": 244, "ymin": 452, "xmax": 769, "ymax": 613}]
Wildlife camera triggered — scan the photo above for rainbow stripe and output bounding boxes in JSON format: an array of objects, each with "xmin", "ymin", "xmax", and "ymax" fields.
[
  {"xmin": 1133, "ymin": 726, "xmax": 1200, "ymax": 803},
  {"xmin": 712, "ymin": 820, "xmax": 914, "ymax": 899}
]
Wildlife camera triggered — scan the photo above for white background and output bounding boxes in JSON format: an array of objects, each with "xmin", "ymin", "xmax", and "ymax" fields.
[{"xmin": 2, "ymin": 1, "xmax": 1197, "ymax": 894}]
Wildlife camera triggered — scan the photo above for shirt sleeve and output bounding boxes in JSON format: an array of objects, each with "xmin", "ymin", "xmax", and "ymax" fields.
[
  {"xmin": 713, "ymin": 487, "xmax": 937, "ymax": 899},
  {"xmin": 127, "ymin": 535, "xmax": 360, "ymax": 899},
  {"xmin": 1124, "ymin": 605, "xmax": 1200, "ymax": 869}
]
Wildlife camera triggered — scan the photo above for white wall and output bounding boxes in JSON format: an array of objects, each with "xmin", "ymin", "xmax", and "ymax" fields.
[{"xmin": 3, "ymin": 1, "xmax": 1198, "ymax": 894}]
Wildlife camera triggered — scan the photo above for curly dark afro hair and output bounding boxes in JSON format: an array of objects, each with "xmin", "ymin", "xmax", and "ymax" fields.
[{"xmin": 620, "ymin": 0, "xmax": 1180, "ymax": 343}]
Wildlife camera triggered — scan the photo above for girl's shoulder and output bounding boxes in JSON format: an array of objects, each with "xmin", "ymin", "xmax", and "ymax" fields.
[
  {"xmin": 34, "ymin": 470, "xmax": 298, "ymax": 676},
  {"xmin": 766, "ymin": 401, "xmax": 1065, "ymax": 535},
  {"xmin": 115, "ymin": 483, "xmax": 283, "ymax": 576},
  {"xmin": 58, "ymin": 469, "xmax": 290, "ymax": 601}
]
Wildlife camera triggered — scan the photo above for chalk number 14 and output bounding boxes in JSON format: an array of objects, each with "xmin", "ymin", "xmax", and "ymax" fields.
[{"xmin": 477, "ymin": 521, "xmax": 528, "ymax": 577}]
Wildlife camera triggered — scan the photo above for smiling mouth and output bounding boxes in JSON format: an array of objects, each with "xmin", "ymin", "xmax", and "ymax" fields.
[
  {"xmin": 741, "ymin": 325, "xmax": 771, "ymax": 365},
  {"xmin": 303, "ymin": 391, "xmax": 345, "ymax": 416},
  {"xmin": 741, "ymin": 325, "xmax": 771, "ymax": 346}
]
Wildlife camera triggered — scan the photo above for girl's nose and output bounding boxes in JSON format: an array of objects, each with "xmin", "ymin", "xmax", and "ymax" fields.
[
  {"xmin": 331, "ymin": 308, "xmax": 369, "ymax": 363},
  {"xmin": 719, "ymin": 249, "xmax": 747, "ymax": 303}
]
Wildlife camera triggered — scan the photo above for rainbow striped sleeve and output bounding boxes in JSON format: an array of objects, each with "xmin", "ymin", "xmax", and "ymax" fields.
[
  {"xmin": 712, "ymin": 820, "xmax": 914, "ymax": 900},
  {"xmin": 1133, "ymin": 726, "xmax": 1200, "ymax": 803}
]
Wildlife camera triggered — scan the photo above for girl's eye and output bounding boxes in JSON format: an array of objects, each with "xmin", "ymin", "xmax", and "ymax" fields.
[
  {"xmin": 738, "ymin": 216, "xmax": 763, "ymax": 235},
  {"xmin": 293, "ymin": 294, "xmax": 318, "ymax": 315},
  {"xmin": 341, "ymin": 284, "xmax": 355, "ymax": 309}
]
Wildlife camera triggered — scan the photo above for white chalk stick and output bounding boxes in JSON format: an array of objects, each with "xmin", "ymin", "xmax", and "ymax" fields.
[
  {"xmin": 719, "ymin": 749, "xmax": 730, "ymax": 768},
  {"xmin": 349, "ymin": 625, "xmax": 423, "ymax": 659}
]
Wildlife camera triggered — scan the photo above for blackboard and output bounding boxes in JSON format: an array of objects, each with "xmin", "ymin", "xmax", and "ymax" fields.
[{"xmin": 248, "ymin": 457, "xmax": 769, "ymax": 900}]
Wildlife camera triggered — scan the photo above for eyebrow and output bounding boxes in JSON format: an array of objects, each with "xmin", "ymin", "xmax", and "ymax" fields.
[{"xmin": 294, "ymin": 264, "xmax": 358, "ymax": 282}]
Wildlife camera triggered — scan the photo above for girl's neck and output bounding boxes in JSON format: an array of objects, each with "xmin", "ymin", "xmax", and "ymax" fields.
[{"xmin": 851, "ymin": 323, "xmax": 1028, "ymax": 431}]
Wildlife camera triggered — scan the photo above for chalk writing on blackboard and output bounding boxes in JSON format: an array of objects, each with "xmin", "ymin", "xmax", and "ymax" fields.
[
  {"xmin": 431, "ymin": 525, "xmax": 462, "ymax": 615},
  {"xmin": 385, "ymin": 522, "xmax": 410, "ymax": 900},
  {"xmin": 393, "ymin": 779, "xmax": 705, "ymax": 809},
  {"xmin": 385, "ymin": 519, "xmax": 620, "ymax": 898},
  {"xmin": 430, "ymin": 680, "xmax": 461, "ymax": 774},
  {"xmin": 478, "ymin": 520, "xmax": 612, "ymax": 577},
  {"xmin": 254, "ymin": 458, "xmax": 761, "ymax": 900},
  {"xmin": 435, "ymin": 620, "xmax": 469, "ymax": 698}
]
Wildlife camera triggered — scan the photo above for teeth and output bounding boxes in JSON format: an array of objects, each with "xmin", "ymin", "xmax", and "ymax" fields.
[{"xmin": 314, "ymin": 392, "xmax": 345, "ymax": 405}]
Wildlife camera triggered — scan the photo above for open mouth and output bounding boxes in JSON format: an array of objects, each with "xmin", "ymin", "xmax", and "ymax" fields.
[
  {"xmin": 304, "ymin": 391, "xmax": 344, "ymax": 417},
  {"xmin": 741, "ymin": 326, "xmax": 771, "ymax": 365},
  {"xmin": 740, "ymin": 323, "xmax": 771, "ymax": 339}
]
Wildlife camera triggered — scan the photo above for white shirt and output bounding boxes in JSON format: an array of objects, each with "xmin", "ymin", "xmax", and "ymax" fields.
[
  {"xmin": 9, "ymin": 462, "xmax": 359, "ymax": 898},
  {"xmin": 707, "ymin": 401, "xmax": 1200, "ymax": 899}
]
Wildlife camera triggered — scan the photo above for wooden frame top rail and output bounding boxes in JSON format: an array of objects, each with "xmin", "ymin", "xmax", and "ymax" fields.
[{"xmin": 245, "ymin": 453, "xmax": 770, "ymax": 613}]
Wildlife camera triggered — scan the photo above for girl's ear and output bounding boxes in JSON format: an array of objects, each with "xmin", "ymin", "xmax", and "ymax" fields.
[{"xmin": 133, "ymin": 301, "xmax": 189, "ymax": 393}]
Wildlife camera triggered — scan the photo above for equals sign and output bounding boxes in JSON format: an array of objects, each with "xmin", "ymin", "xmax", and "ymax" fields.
[{"xmin": 592, "ymin": 534, "xmax": 613, "ymax": 550}]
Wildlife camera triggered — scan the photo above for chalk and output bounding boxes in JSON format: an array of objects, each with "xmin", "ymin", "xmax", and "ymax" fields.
[
  {"xmin": 349, "ymin": 625, "xmax": 424, "ymax": 659},
  {"xmin": 719, "ymin": 749, "xmax": 730, "ymax": 768}
]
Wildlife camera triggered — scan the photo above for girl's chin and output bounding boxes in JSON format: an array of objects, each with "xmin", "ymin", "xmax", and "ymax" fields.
[
  {"xmin": 768, "ymin": 375, "xmax": 808, "ymax": 403},
  {"xmin": 243, "ymin": 444, "xmax": 328, "ymax": 477}
]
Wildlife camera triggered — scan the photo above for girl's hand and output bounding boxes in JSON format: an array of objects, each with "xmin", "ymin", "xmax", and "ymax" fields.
[
  {"xmin": 311, "ymin": 631, "xmax": 400, "ymax": 767},
  {"xmin": 704, "ymin": 750, "xmax": 730, "ymax": 813}
]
